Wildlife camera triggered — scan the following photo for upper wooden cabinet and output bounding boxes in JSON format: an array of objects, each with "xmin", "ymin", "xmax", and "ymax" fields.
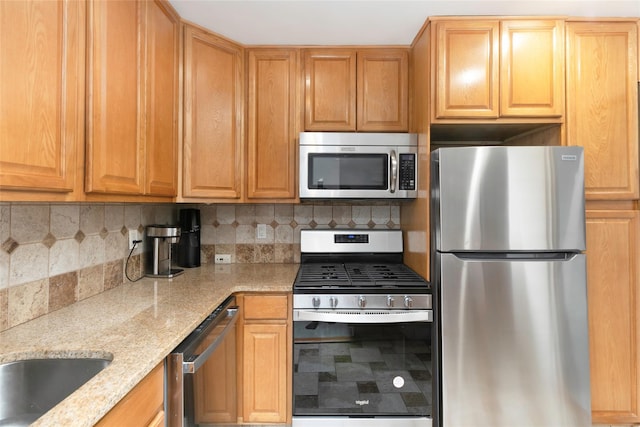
[
  {"xmin": 86, "ymin": 0, "xmax": 179, "ymax": 197},
  {"xmin": 432, "ymin": 18, "xmax": 565, "ymax": 120},
  {"xmin": 566, "ymin": 21, "xmax": 639, "ymax": 201},
  {"xmin": 246, "ymin": 49, "xmax": 299, "ymax": 200},
  {"xmin": 0, "ymin": 0, "xmax": 85, "ymax": 200},
  {"xmin": 304, "ymin": 48, "xmax": 409, "ymax": 131},
  {"xmin": 182, "ymin": 25, "xmax": 244, "ymax": 200}
]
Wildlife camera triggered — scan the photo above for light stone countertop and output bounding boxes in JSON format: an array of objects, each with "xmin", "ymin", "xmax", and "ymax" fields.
[{"xmin": 0, "ymin": 263, "xmax": 298, "ymax": 427}]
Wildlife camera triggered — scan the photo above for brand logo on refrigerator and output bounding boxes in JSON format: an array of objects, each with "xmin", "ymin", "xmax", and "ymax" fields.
[
  {"xmin": 561, "ymin": 155, "xmax": 578, "ymax": 161},
  {"xmin": 355, "ymin": 400, "xmax": 370, "ymax": 406}
]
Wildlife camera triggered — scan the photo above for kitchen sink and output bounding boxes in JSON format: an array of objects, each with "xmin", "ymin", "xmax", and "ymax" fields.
[{"xmin": 0, "ymin": 357, "xmax": 112, "ymax": 426}]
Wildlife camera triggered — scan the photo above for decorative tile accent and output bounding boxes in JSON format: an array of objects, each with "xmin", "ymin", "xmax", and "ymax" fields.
[
  {"xmin": 367, "ymin": 220, "xmax": 376, "ymax": 229},
  {"xmin": 99, "ymin": 227, "xmax": 108, "ymax": 239},
  {"xmin": 270, "ymin": 220, "xmax": 278, "ymax": 229},
  {"xmin": 74, "ymin": 230, "xmax": 86, "ymax": 244},
  {"xmin": 348, "ymin": 220, "xmax": 357, "ymax": 228},
  {"xmin": 77, "ymin": 265, "xmax": 104, "ymax": 301},
  {"xmin": 2, "ymin": 238, "xmax": 18, "ymax": 255},
  {"xmin": 290, "ymin": 220, "xmax": 298, "ymax": 228},
  {"xmin": 231, "ymin": 220, "xmax": 239, "ymax": 228},
  {"xmin": 104, "ymin": 260, "xmax": 124, "ymax": 290},
  {"xmin": 49, "ymin": 271, "xmax": 78, "ymax": 312},
  {"xmin": 309, "ymin": 220, "xmax": 318, "ymax": 229},
  {"xmin": 42, "ymin": 233, "xmax": 57, "ymax": 249},
  {"xmin": 328, "ymin": 220, "xmax": 337, "ymax": 229},
  {"xmin": 120, "ymin": 226, "xmax": 128, "ymax": 236},
  {"xmin": 387, "ymin": 220, "xmax": 396, "ymax": 229}
]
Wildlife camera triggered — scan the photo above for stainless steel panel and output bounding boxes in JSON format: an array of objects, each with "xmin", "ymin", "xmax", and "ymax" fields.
[
  {"xmin": 433, "ymin": 146, "xmax": 585, "ymax": 252},
  {"xmin": 300, "ymin": 229, "xmax": 403, "ymax": 253},
  {"xmin": 439, "ymin": 253, "xmax": 591, "ymax": 426}
]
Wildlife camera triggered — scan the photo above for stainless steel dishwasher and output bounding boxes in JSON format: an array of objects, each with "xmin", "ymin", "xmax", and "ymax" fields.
[{"xmin": 166, "ymin": 295, "xmax": 239, "ymax": 427}]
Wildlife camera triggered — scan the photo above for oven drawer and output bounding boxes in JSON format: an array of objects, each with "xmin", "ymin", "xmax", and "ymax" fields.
[{"xmin": 244, "ymin": 294, "xmax": 289, "ymax": 320}]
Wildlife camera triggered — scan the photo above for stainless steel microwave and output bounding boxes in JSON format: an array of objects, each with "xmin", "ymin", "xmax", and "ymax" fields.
[{"xmin": 299, "ymin": 132, "xmax": 418, "ymax": 199}]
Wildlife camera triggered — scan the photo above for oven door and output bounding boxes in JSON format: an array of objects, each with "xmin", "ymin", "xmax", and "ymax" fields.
[{"xmin": 292, "ymin": 309, "xmax": 433, "ymax": 426}]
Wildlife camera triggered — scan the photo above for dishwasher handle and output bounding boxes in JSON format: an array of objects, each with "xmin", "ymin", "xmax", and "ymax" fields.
[{"xmin": 182, "ymin": 307, "xmax": 238, "ymax": 374}]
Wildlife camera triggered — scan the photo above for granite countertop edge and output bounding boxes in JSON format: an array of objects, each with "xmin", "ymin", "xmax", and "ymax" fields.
[{"xmin": 0, "ymin": 263, "xmax": 298, "ymax": 427}]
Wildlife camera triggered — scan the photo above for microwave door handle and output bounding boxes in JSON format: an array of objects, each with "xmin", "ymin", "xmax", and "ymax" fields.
[{"xmin": 390, "ymin": 150, "xmax": 397, "ymax": 193}]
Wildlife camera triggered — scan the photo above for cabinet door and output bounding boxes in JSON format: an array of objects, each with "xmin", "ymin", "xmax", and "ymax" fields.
[
  {"xmin": 96, "ymin": 362, "xmax": 164, "ymax": 427},
  {"xmin": 500, "ymin": 20, "xmax": 564, "ymax": 117},
  {"xmin": 0, "ymin": 0, "xmax": 84, "ymax": 194},
  {"xmin": 183, "ymin": 25, "xmax": 243, "ymax": 199},
  {"xmin": 304, "ymin": 49, "xmax": 356, "ymax": 131},
  {"xmin": 357, "ymin": 49, "xmax": 409, "ymax": 131},
  {"xmin": 566, "ymin": 22, "xmax": 639, "ymax": 200},
  {"xmin": 586, "ymin": 210, "xmax": 640, "ymax": 423},
  {"xmin": 433, "ymin": 20, "xmax": 500, "ymax": 118},
  {"xmin": 242, "ymin": 323, "xmax": 288, "ymax": 423},
  {"xmin": 86, "ymin": 0, "xmax": 144, "ymax": 194},
  {"xmin": 144, "ymin": 0, "xmax": 179, "ymax": 196},
  {"xmin": 247, "ymin": 49, "xmax": 298, "ymax": 200}
]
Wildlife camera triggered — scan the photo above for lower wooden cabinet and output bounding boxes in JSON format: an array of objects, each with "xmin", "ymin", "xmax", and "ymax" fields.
[
  {"xmin": 586, "ymin": 209, "xmax": 640, "ymax": 423},
  {"xmin": 96, "ymin": 362, "xmax": 164, "ymax": 427},
  {"xmin": 238, "ymin": 293, "xmax": 292, "ymax": 424}
]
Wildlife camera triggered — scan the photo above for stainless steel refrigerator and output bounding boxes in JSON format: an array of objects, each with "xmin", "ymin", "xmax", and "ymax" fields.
[{"xmin": 430, "ymin": 146, "xmax": 591, "ymax": 426}]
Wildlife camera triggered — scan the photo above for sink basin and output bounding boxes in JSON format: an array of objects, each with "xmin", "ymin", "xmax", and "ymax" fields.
[{"xmin": 0, "ymin": 357, "xmax": 112, "ymax": 426}]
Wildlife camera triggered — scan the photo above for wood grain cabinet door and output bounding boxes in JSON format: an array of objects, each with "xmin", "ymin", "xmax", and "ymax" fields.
[
  {"xmin": 183, "ymin": 25, "xmax": 244, "ymax": 199},
  {"xmin": 566, "ymin": 21, "xmax": 639, "ymax": 201},
  {"xmin": 242, "ymin": 323, "xmax": 288, "ymax": 423},
  {"xmin": 357, "ymin": 49, "xmax": 409, "ymax": 131},
  {"xmin": 86, "ymin": 0, "xmax": 145, "ymax": 195},
  {"xmin": 433, "ymin": 20, "xmax": 500, "ymax": 119},
  {"xmin": 500, "ymin": 19, "xmax": 565, "ymax": 117},
  {"xmin": 144, "ymin": 0, "xmax": 179, "ymax": 197},
  {"xmin": 586, "ymin": 210, "xmax": 640, "ymax": 424},
  {"xmin": 247, "ymin": 49, "xmax": 298, "ymax": 200},
  {"xmin": 304, "ymin": 49, "xmax": 357, "ymax": 131},
  {"xmin": 0, "ymin": 0, "xmax": 84, "ymax": 194}
]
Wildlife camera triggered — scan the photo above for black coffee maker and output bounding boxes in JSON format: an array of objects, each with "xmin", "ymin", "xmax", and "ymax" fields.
[{"xmin": 177, "ymin": 208, "xmax": 201, "ymax": 268}]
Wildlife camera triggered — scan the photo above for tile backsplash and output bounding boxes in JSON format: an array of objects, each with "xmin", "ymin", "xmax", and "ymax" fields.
[{"xmin": 0, "ymin": 201, "xmax": 400, "ymax": 331}]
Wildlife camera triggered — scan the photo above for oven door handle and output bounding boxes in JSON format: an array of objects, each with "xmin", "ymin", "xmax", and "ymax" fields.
[
  {"xmin": 293, "ymin": 309, "xmax": 432, "ymax": 323},
  {"xmin": 182, "ymin": 307, "xmax": 239, "ymax": 374}
]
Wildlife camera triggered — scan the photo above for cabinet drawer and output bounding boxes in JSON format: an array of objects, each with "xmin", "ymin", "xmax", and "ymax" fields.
[{"xmin": 243, "ymin": 294, "xmax": 289, "ymax": 320}]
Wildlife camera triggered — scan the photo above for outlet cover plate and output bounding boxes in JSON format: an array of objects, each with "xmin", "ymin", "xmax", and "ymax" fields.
[
  {"xmin": 215, "ymin": 254, "xmax": 231, "ymax": 264},
  {"xmin": 128, "ymin": 229, "xmax": 139, "ymax": 250}
]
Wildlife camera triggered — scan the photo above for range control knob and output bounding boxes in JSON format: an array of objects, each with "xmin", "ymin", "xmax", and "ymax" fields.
[
  {"xmin": 312, "ymin": 297, "xmax": 321, "ymax": 309},
  {"xmin": 387, "ymin": 296, "xmax": 395, "ymax": 308},
  {"xmin": 404, "ymin": 296, "xmax": 414, "ymax": 308},
  {"xmin": 358, "ymin": 295, "xmax": 367, "ymax": 309},
  {"xmin": 330, "ymin": 296, "xmax": 338, "ymax": 309}
]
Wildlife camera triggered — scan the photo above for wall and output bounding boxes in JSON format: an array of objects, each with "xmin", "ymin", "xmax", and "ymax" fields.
[{"xmin": 0, "ymin": 201, "xmax": 400, "ymax": 331}]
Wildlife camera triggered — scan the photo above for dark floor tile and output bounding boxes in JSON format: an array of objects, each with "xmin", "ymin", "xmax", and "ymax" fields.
[
  {"xmin": 357, "ymin": 381, "xmax": 380, "ymax": 394},
  {"xmin": 402, "ymin": 392, "xmax": 429, "ymax": 407},
  {"xmin": 409, "ymin": 369, "xmax": 432, "ymax": 381},
  {"xmin": 300, "ymin": 348, "xmax": 319, "ymax": 357},
  {"xmin": 295, "ymin": 395, "xmax": 319, "ymax": 409},
  {"xmin": 369, "ymin": 361, "xmax": 388, "ymax": 371},
  {"xmin": 334, "ymin": 355, "xmax": 352, "ymax": 363},
  {"xmin": 318, "ymin": 372, "xmax": 338, "ymax": 382}
]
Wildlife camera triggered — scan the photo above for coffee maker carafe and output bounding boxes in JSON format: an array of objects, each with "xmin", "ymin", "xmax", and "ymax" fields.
[{"xmin": 145, "ymin": 225, "xmax": 184, "ymax": 278}]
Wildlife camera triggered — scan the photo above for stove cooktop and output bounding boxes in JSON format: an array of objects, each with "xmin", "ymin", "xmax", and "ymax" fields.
[{"xmin": 294, "ymin": 262, "xmax": 430, "ymax": 293}]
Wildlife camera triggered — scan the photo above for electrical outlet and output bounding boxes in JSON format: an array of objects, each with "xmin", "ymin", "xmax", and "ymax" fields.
[
  {"xmin": 215, "ymin": 254, "xmax": 231, "ymax": 264},
  {"xmin": 256, "ymin": 223, "xmax": 267, "ymax": 239},
  {"xmin": 128, "ymin": 229, "xmax": 139, "ymax": 250}
]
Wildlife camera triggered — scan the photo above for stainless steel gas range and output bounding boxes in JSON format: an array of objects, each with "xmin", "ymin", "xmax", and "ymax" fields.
[{"xmin": 292, "ymin": 230, "xmax": 433, "ymax": 427}]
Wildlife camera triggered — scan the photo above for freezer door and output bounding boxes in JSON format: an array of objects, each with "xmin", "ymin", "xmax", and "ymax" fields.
[
  {"xmin": 433, "ymin": 146, "xmax": 585, "ymax": 252},
  {"xmin": 439, "ymin": 253, "xmax": 591, "ymax": 427}
]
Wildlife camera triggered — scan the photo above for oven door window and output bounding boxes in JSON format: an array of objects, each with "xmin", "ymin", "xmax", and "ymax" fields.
[
  {"xmin": 308, "ymin": 154, "xmax": 388, "ymax": 190},
  {"xmin": 293, "ymin": 321, "xmax": 432, "ymax": 417}
]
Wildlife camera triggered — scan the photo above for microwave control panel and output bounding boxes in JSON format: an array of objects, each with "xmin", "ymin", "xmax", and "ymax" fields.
[{"xmin": 399, "ymin": 154, "xmax": 416, "ymax": 190}]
